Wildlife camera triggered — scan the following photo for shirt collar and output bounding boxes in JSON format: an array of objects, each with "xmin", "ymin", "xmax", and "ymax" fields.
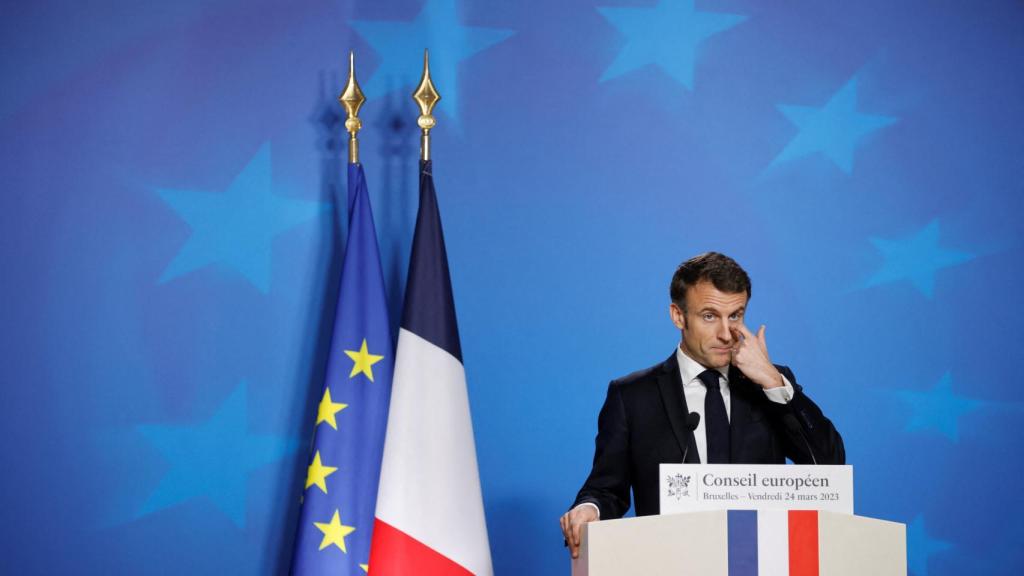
[{"xmin": 676, "ymin": 344, "xmax": 730, "ymax": 387}]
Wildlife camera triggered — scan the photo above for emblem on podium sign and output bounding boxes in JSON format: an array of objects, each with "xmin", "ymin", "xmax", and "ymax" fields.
[{"xmin": 665, "ymin": 472, "xmax": 693, "ymax": 500}]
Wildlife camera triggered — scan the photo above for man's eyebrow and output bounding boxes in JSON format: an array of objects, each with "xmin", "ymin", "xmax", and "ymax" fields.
[{"xmin": 698, "ymin": 305, "xmax": 745, "ymax": 315}]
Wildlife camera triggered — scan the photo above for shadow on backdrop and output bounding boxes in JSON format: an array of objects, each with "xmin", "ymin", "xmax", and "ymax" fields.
[
  {"xmin": 374, "ymin": 78, "xmax": 416, "ymax": 338},
  {"xmin": 273, "ymin": 69, "xmax": 347, "ymax": 575}
]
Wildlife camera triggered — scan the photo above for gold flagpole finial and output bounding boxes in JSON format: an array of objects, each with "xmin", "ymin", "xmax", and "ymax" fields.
[
  {"xmin": 412, "ymin": 49, "xmax": 441, "ymax": 162},
  {"xmin": 339, "ymin": 51, "xmax": 365, "ymax": 164}
]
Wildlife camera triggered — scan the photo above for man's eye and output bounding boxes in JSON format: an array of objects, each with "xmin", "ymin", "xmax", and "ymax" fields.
[
  {"xmin": 703, "ymin": 314, "xmax": 715, "ymax": 321},
  {"xmin": 729, "ymin": 314, "xmax": 740, "ymax": 321}
]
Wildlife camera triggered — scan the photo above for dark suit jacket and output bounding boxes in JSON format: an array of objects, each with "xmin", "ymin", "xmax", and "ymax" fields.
[{"xmin": 572, "ymin": 352, "xmax": 845, "ymax": 519}]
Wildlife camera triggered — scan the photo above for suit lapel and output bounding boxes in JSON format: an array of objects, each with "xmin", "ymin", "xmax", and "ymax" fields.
[
  {"xmin": 728, "ymin": 365, "xmax": 752, "ymax": 462},
  {"xmin": 657, "ymin": 352, "xmax": 699, "ymax": 463}
]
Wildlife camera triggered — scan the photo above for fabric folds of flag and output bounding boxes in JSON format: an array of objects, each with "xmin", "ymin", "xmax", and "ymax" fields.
[
  {"xmin": 369, "ymin": 161, "xmax": 492, "ymax": 575},
  {"xmin": 291, "ymin": 163, "xmax": 393, "ymax": 575}
]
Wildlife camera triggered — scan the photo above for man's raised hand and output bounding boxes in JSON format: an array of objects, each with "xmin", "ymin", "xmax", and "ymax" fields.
[{"xmin": 730, "ymin": 324, "xmax": 784, "ymax": 390}]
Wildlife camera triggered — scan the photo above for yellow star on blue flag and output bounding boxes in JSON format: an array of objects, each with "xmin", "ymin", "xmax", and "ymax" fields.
[
  {"xmin": 314, "ymin": 509, "xmax": 357, "ymax": 553},
  {"xmin": 345, "ymin": 339, "xmax": 384, "ymax": 382}
]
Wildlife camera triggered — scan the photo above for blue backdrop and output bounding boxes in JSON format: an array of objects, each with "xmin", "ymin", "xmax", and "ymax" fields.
[{"xmin": 2, "ymin": 1, "xmax": 1022, "ymax": 574}]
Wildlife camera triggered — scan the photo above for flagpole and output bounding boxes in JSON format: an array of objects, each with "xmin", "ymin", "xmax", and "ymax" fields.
[
  {"xmin": 339, "ymin": 51, "xmax": 365, "ymax": 164},
  {"xmin": 412, "ymin": 49, "xmax": 441, "ymax": 162}
]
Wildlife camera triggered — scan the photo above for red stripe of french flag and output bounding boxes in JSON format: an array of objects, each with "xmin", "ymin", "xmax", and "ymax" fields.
[
  {"xmin": 369, "ymin": 519, "xmax": 474, "ymax": 576},
  {"xmin": 788, "ymin": 510, "xmax": 820, "ymax": 576}
]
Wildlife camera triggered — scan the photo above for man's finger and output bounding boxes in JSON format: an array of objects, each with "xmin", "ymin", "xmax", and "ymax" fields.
[
  {"xmin": 757, "ymin": 325, "xmax": 768, "ymax": 353},
  {"xmin": 560, "ymin": 514, "xmax": 575, "ymax": 555},
  {"xmin": 571, "ymin": 521, "xmax": 583, "ymax": 558}
]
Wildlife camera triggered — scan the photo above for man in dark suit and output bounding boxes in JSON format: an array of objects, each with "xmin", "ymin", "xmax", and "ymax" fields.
[{"xmin": 559, "ymin": 252, "xmax": 844, "ymax": 558}]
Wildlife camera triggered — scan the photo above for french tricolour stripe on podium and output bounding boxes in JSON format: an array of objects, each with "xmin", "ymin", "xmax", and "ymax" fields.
[
  {"xmin": 727, "ymin": 510, "xmax": 823, "ymax": 576},
  {"xmin": 368, "ymin": 161, "xmax": 492, "ymax": 576}
]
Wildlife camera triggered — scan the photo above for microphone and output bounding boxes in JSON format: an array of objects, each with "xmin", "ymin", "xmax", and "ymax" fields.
[
  {"xmin": 680, "ymin": 412, "xmax": 700, "ymax": 463},
  {"xmin": 784, "ymin": 411, "xmax": 818, "ymax": 465}
]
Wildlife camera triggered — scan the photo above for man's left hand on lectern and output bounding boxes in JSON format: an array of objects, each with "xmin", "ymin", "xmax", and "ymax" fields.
[{"xmin": 559, "ymin": 505, "xmax": 598, "ymax": 559}]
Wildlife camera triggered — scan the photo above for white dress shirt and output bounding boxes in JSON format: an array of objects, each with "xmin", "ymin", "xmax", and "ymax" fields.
[{"xmin": 675, "ymin": 345, "xmax": 794, "ymax": 465}]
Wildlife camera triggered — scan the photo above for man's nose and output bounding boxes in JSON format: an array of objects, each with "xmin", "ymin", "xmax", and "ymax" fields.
[{"xmin": 716, "ymin": 319, "xmax": 733, "ymax": 342}]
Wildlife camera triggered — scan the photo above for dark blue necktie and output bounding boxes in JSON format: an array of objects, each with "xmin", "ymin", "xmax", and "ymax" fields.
[{"xmin": 699, "ymin": 369, "xmax": 730, "ymax": 463}]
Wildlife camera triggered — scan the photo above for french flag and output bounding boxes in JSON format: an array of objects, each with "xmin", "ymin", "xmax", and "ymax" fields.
[
  {"xmin": 742, "ymin": 509, "xmax": 906, "ymax": 576},
  {"xmin": 368, "ymin": 161, "xmax": 492, "ymax": 575},
  {"xmin": 728, "ymin": 510, "xmax": 826, "ymax": 576}
]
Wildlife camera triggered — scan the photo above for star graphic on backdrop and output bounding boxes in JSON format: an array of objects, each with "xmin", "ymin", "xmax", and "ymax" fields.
[
  {"xmin": 597, "ymin": 0, "xmax": 745, "ymax": 87},
  {"xmin": 316, "ymin": 388, "xmax": 348, "ymax": 430},
  {"xmin": 907, "ymin": 515, "xmax": 952, "ymax": 575},
  {"xmin": 770, "ymin": 75, "xmax": 897, "ymax": 173},
  {"xmin": 315, "ymin": 509, "xmax": 357, "ymax": 553},
  {"xmin": 305, "ymin": 451, "xmax": 339, "ymax": 494},
  {"xmin": 137, "ymin": 382, "xmax": 299, "ymax": 526},
  {"xmin": 351, "ymin": 0, "xmax": 514, "ymax": 122},
  {"xmin": 360, "ymin": 564, "xmax": 369, "ymax": 573},
  {"xmin": 863, "ymin": 219, "xmax": 974, "ymax": 298},
  {"xmin": 157, "ymin": 143, "xmax": 327, "ymax": 293},
  {"xmin": 345, "ymin": 339, "xmax": 384, "ymax": 382},
  {"xmin": 893, "ymin": 372, "xmax": 982, "ymax": 442}
]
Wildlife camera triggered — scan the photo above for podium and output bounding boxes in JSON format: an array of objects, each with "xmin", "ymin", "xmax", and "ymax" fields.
[{"xmin": 571, "ymin": 509, "xmax": 905, "ymax": 576}]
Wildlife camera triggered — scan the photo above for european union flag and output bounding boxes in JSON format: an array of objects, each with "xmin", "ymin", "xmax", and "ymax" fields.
[{"xmin": 291, "ymin": 162, "xmax": 393, "ymax": 575}]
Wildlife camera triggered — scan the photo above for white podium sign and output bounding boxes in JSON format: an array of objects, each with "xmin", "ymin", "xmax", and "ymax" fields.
[{"xmin": 659, "ymin": 464, "xmax": 853, "ymax": 515}]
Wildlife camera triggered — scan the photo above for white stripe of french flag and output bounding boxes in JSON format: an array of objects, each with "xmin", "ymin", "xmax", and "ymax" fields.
[{"xmin": 758, "ymin": 510, "xmax": 789, "ymax": 575}]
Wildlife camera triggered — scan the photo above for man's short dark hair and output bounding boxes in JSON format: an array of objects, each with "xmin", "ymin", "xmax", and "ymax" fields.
[{"xmin": 670, "ymin": 252, "xmax": 751, "ymax": 309}]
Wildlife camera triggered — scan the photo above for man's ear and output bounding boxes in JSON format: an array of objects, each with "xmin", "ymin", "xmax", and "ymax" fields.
[{"xmin": 669, "ymin": 303, "xmax": 686, "ymax": 331}]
